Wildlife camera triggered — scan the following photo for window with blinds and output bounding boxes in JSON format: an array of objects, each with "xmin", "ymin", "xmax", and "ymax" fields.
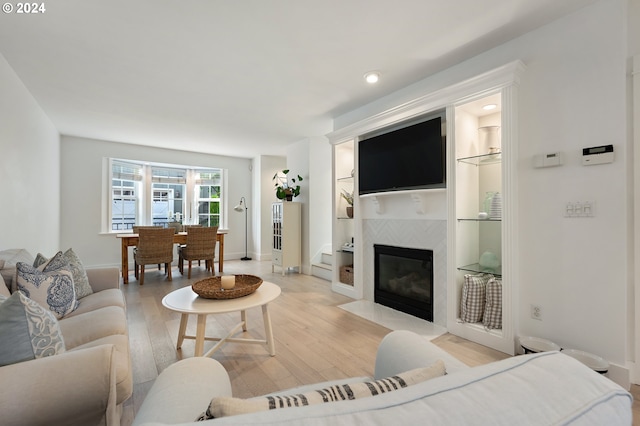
[{"xmin": 108, "ymin": 159, "xmax": 223, "ymax": 231}]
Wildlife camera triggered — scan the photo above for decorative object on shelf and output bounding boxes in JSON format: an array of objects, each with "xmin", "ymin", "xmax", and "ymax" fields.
[
  {"xmin": 233, "ymin": 197, "xmax": 252, "ymax": 260},
  {"xmin": 489, "ymin": 192, "xmax": 502, "ymax": 219},
  {"xmin": 478, "ymin": 126, "xmax": 501, "ymax": 155},
  {"xmin": 273, "ymin": 169, "xmax": 303, "ymax": 201},
  {"xmin": 483, "ymin": 191, "xmax": 496, "ymax": 214},
  {"xmin": 339, "ymin": 265, "xmax": 354, "ymax": 285},
  {"xmin": 477, "ymin": 212, "xmax": 489, "ymax": 220},
  {"xmin": 478, "ymin": 251, "xmax": 500, "ymax": 271},
  {"xmin": 341, "ymin": 189, "xmax": 354, "ymax": 218},
  {"xmin": 192, "ymin": 274, "xmax": 262, "ymax": 299}
]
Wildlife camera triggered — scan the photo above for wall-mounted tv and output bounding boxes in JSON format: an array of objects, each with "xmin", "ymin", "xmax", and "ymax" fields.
[{"xmin": 358, "ymin": 111, "xmax": 446, "ymax": 195}]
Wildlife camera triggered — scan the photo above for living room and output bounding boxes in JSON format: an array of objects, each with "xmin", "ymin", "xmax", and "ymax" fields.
[{"xmin": 1, "ymin": 0, "xmax": 639, "ymax": 423}]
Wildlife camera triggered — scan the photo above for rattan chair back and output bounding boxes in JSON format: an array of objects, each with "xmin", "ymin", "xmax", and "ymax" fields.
[
  {"xmin": 135, "ymin": 227, "xmax": 175, "ymax": 265},
  {"xmin": 178, "ymin": 226, "xmax": 218, "ymax": 278},
  {"xmin": 133, "ymin": 225, "xmax": 162, "ymax": 234},
  {"xmin": 181, "ymin": 226, "xmax": 218, "ymax": 259}
]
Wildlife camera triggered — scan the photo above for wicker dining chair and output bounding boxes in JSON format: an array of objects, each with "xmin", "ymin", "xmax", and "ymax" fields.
[
  {"xmin": 178, "ymin": 226, "xmax": 218, "ymax": 279},
  {"xmin": 133, "ymin": 226, "xmax": 163, "ymax": 278},
  {"xmin": 134, "ymin": 227, "xmax": 175, "ymax": 285}
]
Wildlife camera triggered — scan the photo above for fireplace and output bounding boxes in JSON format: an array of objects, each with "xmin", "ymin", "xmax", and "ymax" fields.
[{"xmin": 374, "ymin": 244, "xmax": 433, "ymax": 322}]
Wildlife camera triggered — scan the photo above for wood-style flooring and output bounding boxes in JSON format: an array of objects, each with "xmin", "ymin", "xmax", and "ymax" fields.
[{"xmin": 118, "ymin": 260, "xmax": 637, "ymax": 425}]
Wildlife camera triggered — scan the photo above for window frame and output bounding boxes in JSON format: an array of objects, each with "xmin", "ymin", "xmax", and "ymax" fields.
[{"xmin": 105, "ymin": 158, "xmax": 225, "ymax": 233}]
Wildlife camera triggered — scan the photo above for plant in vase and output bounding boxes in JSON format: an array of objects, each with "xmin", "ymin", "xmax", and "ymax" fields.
[
  {"xmin": 341, "ymin": 189, "xmax": 354, "ymax": 218},
  {"xmin": 272, "ymin": 169, "xmax": 303, "ymax": 201}
]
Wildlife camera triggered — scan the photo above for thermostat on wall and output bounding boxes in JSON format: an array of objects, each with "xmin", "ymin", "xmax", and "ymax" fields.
[
  {"xmin": 533, "ymin": 152, "xmax": 563, "ymax": 168},
  {"xmin": 582, "ymin": 144, "xmax": 614, "ymax": 166}
]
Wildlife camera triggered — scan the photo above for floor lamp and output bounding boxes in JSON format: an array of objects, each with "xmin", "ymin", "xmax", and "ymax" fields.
[{"xmin": 234, "ymin": 197, "xmax": 251, "ymax": 260}]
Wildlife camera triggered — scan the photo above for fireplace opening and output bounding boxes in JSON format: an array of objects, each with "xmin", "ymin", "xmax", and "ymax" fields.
[{"xmin": 374, "ymin": 244, "xmax": 433, "ymax": 322}]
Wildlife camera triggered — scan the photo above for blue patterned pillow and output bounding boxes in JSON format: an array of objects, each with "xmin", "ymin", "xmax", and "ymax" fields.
[
  {"xmin": 34, "ymin": 249, "xmax": 93, "ymax": 299},
  {"xmin": 0, "ymin": 291, "xmax": 66, "ymax": 366},
  {"xmin": 16, "ymin": 252, "xmax": 78, "ymax": 319}
]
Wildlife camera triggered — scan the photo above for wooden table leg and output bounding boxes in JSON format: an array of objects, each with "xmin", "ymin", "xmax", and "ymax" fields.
[
  {"xmin": 121, "ymin": 238, "xmax": 129, "ymax": 284},
  {"xmin": 262, "ymin": 304, "xmax": 276, "ymax": 356},
  {"xmin": 176, "ymin": 314, "xmax": 189, "ymax": 349},
  {"xmin": 241, "ymin": 310, "xmax": 247, "ymax": 332},
  {"xmin": 195, "ymin": 314, "xmax": 207, "ymax": 356},
  {"xmin": 218, "ymin": 234, "xmax": 224, "ymax": 273}
]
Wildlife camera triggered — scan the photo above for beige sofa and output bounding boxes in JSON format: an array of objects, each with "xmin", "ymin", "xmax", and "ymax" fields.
[
  {"xmin": 133, "ymin": 330, "xmax": 632, "ymax": 425},
  {"xmin": 0, "ymin": 254, "xmax": 131, "ymax": 426}
]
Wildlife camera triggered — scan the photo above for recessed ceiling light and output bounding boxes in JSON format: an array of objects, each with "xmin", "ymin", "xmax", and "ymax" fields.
[
  {"xmin": 482, "ymin": 104, "xmax": 497, "ymax": 111},
  {"xmin": 364, "ymin": 72, "xmax": 380, "ymax": 84}
]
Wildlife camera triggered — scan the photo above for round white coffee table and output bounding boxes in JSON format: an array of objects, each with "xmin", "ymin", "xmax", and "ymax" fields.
[{"xmin": 162, "ymin": 281, "xmax": 281, "ymax": 357}]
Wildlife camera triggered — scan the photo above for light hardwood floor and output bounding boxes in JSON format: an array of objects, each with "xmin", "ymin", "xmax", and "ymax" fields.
[{"xmin": 119, "ymin": 260, "xmax": 637, "ymax": 425}]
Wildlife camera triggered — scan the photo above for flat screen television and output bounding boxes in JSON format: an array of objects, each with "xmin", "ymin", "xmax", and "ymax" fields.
[{"xmin": 358, "ymin": 111, "xmax": 446, "ymax": 195}]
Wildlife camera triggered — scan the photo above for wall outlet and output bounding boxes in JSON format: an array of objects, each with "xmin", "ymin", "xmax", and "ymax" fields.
[{"xmin": 531, "ymin": 304, "xmax": 542, "ymax": 321}]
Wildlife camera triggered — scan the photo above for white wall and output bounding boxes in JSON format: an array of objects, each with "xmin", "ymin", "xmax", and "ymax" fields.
[
  {"xmin": 254, "ymin": 155, "xmax": 286, "ymax": 260},
  {"xmin": 60, "ymin": 135, "xmax": 253, "ymax": 268},
  {"xmin": 286, "ymin": 140, "xmax": 310, "ymax": 273},
  {"xmin": 0, "ymin": 53, "xmax": 60, "ymax": 255},
  {"xmin": 308, "ymin": 136, "xmax": 332, "ymax": 265},
  {"xmin": 332, "ymin": 0, "xmax": 630, "ymax": 367},
  {"xmin": 255, "ymin": 138, "xmax": 330, "ymax": 276}
]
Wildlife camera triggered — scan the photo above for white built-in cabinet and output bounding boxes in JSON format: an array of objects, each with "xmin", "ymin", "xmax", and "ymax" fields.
[
  {"xmin": 327, "ymin": 61, "xmax": 523, "ymax": 355},
  {"xmin": 447, "ymin": 93, "xmax": 514, "ymax": 354},
  {"xmin": 271, "ymin": 202, "xmax": 301, "ymax": 276},
  {"xmin": 330, "ymin": 140, "xmax": 360, "ymax": 299}
]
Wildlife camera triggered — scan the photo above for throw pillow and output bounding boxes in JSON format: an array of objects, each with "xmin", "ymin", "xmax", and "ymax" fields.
[
  {"xmin": 460, "ymin": 274, "xmax": 492, "ymax": 323},
  {"xmin": 483, "ymin": 277, "xmax": 502, "ymax": 329},
  {"xmin": 196, "ymin": 359, "xmax": 445, "ymax": 420},
  {"xmin": 16, "ymin": 252, "xmax": 78, "ymax": 319},
  {"xmin": 0, "ymin": 291, "xmax": 66, "ymax": 366},
  {"xmin": 34, "ymin": 249, "xmax": 93, "ymax": 298}
]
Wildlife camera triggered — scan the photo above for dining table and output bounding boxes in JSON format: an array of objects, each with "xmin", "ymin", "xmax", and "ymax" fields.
[{"xmin": 116, "ymin": 230, "xmax": 227, "ymax": 284}]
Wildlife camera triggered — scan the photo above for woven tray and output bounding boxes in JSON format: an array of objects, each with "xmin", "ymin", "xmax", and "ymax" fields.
[{"xmin": 192, "ymin": 275, "xmax": 263, "ymax": 299}]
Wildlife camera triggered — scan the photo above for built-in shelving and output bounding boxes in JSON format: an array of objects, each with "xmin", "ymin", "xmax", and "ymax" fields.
[
  {"xmin": 331, "ymin": 139, "xmax": 358, "ymax": 297},
  {"xmin": 457, "ymin": 263, "xmax": 502, "ymax": 277},
  {"xmin": 456, "ymin": 152, "xmax": 502, "ymax": 166},
  {"xmin": 449, "ymin": 87, "xmax": 515, "ymax": 356}
]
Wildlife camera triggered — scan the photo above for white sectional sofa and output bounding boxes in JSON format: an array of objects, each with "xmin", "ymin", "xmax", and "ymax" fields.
[
  {"xmin": 0, "ymin": 249, "xmax": 131, "ymax": 426},
  {"xmin": 133, "ymin": 330, "xmax": 632, "ymax": 425}
]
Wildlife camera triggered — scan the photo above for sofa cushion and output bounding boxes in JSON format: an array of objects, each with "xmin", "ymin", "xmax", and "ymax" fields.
[
  {"xmin": 34, "ymin": 249, "xmax": 93, "ymax": 299},
  {"xmin": 197, "ymin": 360, "xmax": 445, "ymax": 420},
  {"xmin": 0, "ymin": 248, "xmax": 35, "ymax": 265},
  {"xmin": 0, "ymin": 248, "xmax": 34, "ymax": 292},
  {"xmin": 0, "ymin": 292, "xmax": 66, "ymax": 366},
  {"xmin": 59, "ymin": 306, "xmax": 128, "ymax": 348},
  {"xmin": 16, "ymin": 253, "xmax": 78, "ymax": 319},
  {"xmin": 69, "ymin": 334, "xmax": 132, "ymax": 404},
  {"xmin": 0, "ymin": 273, "xmax": 10, "ymax": 297},
  {"xmin": 65, "ymin": 289, "xmax": 125, "ymax": 317}
]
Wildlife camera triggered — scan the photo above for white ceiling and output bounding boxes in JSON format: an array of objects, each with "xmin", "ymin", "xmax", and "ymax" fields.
[{"xmin": 0, "ymin": 0, "xmax": 596, "ymax": 158}]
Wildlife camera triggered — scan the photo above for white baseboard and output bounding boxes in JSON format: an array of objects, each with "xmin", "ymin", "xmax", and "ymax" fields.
[{"xmin": 606, "ymin": 362, "xmax": 630, "ymax": 390}]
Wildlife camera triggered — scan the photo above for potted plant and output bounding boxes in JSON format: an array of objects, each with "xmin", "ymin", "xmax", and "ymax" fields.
[
  {"xmin": 273, "ymin": 169, "xmax": 303, "ymax": 201},
  {"xmin": 341, "ymin": 189, "xmax": 354, "ymax": 218}
]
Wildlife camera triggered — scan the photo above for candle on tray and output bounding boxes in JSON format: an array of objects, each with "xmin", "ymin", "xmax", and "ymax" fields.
[{"xmin": 221, "ymin": 275, "xmax": 236, "ymax": 290}]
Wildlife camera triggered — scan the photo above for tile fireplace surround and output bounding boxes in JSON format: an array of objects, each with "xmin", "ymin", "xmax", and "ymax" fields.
[{"xmin": 362, "ymin": 219, "xmax": 447, "ymax": 326}]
